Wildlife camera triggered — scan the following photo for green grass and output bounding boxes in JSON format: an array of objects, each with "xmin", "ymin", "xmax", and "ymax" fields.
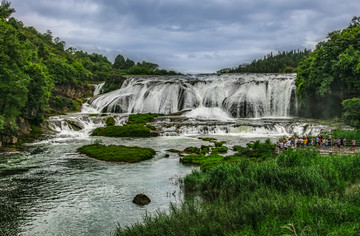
[
  {"xmin": 115, "ymin": 149, "xmax": 360, "ymax": 235},
  {"xmin": 91, "ymin": 113, "xmax": 163, "ymax": 137},
  {"xmin": 127, "ymin": 113, "xmax": 163, "ymax": 125},
  {"xmin": 92, "ymin": 124, "xmax": 151, "ymax": 137},
  {"xmin": 211, "ymin": 146, "xmax": 228, "ymax": 153},
  {"xmin": 77, "ymin": 144, "xmax": 156, "ymax": 162},
  {"xmin": 179, "ymin": 139, "xmax": 275, "ymax": 171},
  {"xmin": 330, "ymin": 129, "xmax": 360, "ymax": 140}
]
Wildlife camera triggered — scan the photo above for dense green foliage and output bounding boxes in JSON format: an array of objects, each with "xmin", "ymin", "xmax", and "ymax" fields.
[
  {"xmin": 101, "ymin": 75, "xmax": 126, "ymax": 94},
  {"xmin": 92, "ymin": 113, "xmax": 162, "ymax": 137},
  {"xmin": 296, "ymin": 17, "xmax": 360, "ymax": 119},
  {"xmin": 330, "ymin": 129, "xmax": 360, "ymax": 140},
  {"xmin": 116, "ymin": 149, "xmax": 360, "ymax": 235},
  {"xmin": 113, "ymin": 54, "xmax": 180, "ymax": 76},
  {"xmin": 78, "ymin": 144, "xmax": 156, "ymax": 162},
  {"xmin": 0, "ymin": 1, "xmax": 178, "ymax": 143},
  {"xmin": 127, "ymin": 113, "xmax": 164, "ymax": 125},
  {"xmin": 105, "ymin": 117, "xmax": 115, "ymax": 126},
  {"xmin": 218, "ymin": 49, "xmax": 311, "ymax": 73},
  {"xmin": 342, "ymin": 98, "xmax": 360, "ymax": 127},
  {"xmin": 180, "ymin": 139, "xmax": 275, "ymax": 171},
  {"xmin": 92, "ymin": 124, "xmax": 152, "ymax": 137},
  {"xmin": 233, "ymin": 139, "xmax": 276, "ymax": 160}
]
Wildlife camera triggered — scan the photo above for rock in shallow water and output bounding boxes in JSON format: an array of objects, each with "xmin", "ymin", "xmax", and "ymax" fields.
[{"xmin": 133, "ymin": 193, "xmax": 151, "ymax": 205}]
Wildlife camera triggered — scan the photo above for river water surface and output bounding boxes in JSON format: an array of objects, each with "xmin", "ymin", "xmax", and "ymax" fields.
[{"xmin": 1, "ymin": 74, "xmax": 330, "ymax": 235}]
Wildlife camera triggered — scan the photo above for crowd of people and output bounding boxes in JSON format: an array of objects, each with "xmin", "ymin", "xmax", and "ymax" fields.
[{"xmin": 276, "ymin": 135, "xmax": 357, "ymax": 152}]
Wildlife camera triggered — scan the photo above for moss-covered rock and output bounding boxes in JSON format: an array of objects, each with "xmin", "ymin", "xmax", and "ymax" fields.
[
  {"xmin": 127, "ymin": 113, "xmax": 164, "ymax": 125},
  {"xmin": 92, "ymin": 124, "xmax": 152, "ymax": 137},
  {"xmin": 78, "ymin": 144, "xmax": 156, "ymax": 162},
  {"xmin": 105, "ymin": 117, "xmax": 115, "ymax": 126},
  {"xmin": 91, "ymin": 113, "xmax": 163, "ymax": 137},
  {"xmin": 198, "ymin": 137, "xmax": 217, "ymax": 142},
  {"xmin": 212, "ymin": 146, "xmax": 228, "ymax": 153},
  {"xmin": 183, "ymin": 147, "xmax": 201, "ymax": 154}
]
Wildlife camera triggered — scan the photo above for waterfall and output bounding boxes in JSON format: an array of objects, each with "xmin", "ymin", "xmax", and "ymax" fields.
[
  {"xmin": 93, "ymin": 82, "xmax": 105, "ymax": 96},
  {"xmin": 45, "ymin": 114, "xmax": 128, "ymax": 139},
  {"xmin": 89, "ymin": 73, "xmax": 298, "ymax": 118}
]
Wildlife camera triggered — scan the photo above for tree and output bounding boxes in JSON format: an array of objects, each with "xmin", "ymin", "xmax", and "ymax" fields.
[
  {"xmin": 296, "ymin": 17, "xmax": 360, "ymax": 118},
  {"xmin": 342, "ymin": 98, "xmax": 360, "ymax": 127},
  {"xmin": 125, "ymin": 58, "xmax": 135, "ymax": 69},
  {"xmin": 0, "ymin": 0, "xmax": 15, "ymax": 20},
  {"xmin": 113, "ymin": 54, "xmax": 126, "ymax": 69}
]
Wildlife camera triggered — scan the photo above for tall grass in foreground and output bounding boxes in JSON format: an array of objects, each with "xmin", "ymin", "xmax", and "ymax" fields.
[{"xmin": 115, "ymin": 149, "xmax": 360, "ymax": 235}]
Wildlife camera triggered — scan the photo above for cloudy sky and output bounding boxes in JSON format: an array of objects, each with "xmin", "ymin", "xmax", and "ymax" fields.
[{"xmin": 9, "ymin": 0, "xmax": 360, "ymax": 73}]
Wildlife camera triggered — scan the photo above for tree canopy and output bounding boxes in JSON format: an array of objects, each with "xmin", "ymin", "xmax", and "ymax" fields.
[
  {"xmin": 218, "ymin": 49, "xmax": 311, "ymax": 74},
  {"xmin": 296, "ymin": 17, "xmax": 360, "ymax": 119},
  {"xmin": 0, "ymin": 1, "xmax": 180, "ymax": 140}
]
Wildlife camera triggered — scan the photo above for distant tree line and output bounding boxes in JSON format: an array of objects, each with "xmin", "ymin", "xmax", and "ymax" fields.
[
  {"xmin": 218, "ymin": 49, "xmax": 311, "ymax": 74},
  {"xmin": 112, "ymin": 54, "xmax": 180, "ymax": 75}
]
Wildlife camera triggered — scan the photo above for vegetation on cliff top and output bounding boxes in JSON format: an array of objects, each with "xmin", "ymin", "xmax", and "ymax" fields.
[
  {"xmin": 78, "ymin": 143, "xmax": 156, "ymax": 162},
  {"xmin": 218, "ymin": 49, "xmax": 311, "ymax": 73}
]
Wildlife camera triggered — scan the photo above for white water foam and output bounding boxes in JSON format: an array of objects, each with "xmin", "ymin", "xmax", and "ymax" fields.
[
  {"xmin": 182, "ymin": 107, "xmax": 234, "ymax": 121},
  {"xmin": 88, "ymin": 74, "xmax": 298, "ymax": 118}
]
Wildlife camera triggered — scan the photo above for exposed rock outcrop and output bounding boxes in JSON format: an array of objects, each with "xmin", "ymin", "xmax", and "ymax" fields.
[{"xmin": 132, "ymin": 193, "xmax": 151, "ymax": 205}]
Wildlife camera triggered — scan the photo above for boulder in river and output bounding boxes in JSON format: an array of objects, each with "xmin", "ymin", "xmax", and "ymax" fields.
[{"xmin": 133, "ymin": 193, "xmax": 151, "ymax": 205}]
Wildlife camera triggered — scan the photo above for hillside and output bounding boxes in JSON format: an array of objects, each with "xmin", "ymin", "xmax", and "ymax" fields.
[
  {"xmin": 0, "ymin": 1, "xmax": 179, "ymax": 146},
  {"xmin": 218, "ymin": 49, "xmax": 311, "ymax": 73}
]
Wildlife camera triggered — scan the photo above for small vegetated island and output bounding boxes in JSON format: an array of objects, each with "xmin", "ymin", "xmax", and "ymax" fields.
[
  {"xmin": 78, "ymin": 113, "xmax": 162, "ymax": 162},
  {"xmin": 92, "ymin": 113, "xmax": 162, "ymax": 137},
  {"xmin": 78, "ymin": 143, "xmax": 156, "ymax": 163}
]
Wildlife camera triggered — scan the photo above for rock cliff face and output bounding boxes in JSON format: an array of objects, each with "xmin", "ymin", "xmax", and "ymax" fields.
[
  {"xmin": 0, "ymin": 83, "xmax": 94, "ymax": 149},
  {"xmin": 54, "ymin": 83, "xmax": 93, "ymax": 99}
]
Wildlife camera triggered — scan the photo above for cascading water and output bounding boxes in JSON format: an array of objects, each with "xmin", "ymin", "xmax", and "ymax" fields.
[
  {"xmin": 45, "ymin": 113, "xmax": 128, "ymax": 139},
  {"xmin": 89, "ymin": 74, "xmax": 298, "ymax": 118},
  {"xmin": 0, "ymin": 74, "xmax": 340, "ymax": 236},
  {"xmin": 93, "ymin": 82, "xmax": 105, "ymax": 96}
]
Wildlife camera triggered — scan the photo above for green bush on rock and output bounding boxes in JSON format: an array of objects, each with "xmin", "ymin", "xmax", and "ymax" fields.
[
  {"xmin": 127, "ymin": 113, "xmax": 163, "ymax": 125},
  {"xmin": 92, "ymin": 124, "xmax": 151, "ymax": 137},
  {"xmin": 92, "ymin": 113, "xmax": 163, "ymax": 137},
  {"xmin": 78, "ymin": 144, "xmax": 156, "ymax": 162},
  {"xmin": 105, "ymin": 117, "xmax": 115, "ymax": 126},
  {"xmin": 212, "ymin": 146, "xmax": 228, "ymax": 153}
]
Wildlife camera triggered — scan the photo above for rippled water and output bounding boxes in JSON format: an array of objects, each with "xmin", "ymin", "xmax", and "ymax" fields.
[
  {"xmin": 0, "ymin": 136, "xmax": 208, "ymax": 235},
  {"xmin": 0, "ymin": 132, "xmax": 277, "ymax": 236}
]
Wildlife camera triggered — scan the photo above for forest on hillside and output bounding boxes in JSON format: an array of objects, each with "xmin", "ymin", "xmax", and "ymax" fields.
[
  {"xmin": 296, "ymin": 16, "xmax": 360, "ymax": 125},
  {"xmin": 218, "ymin": 49, "xmax": 311, "ymax": 74},
  {"xmin": 0, "ymin": 1, "xmax": 178, "ymax": 142},
  {"xmin": 218, "ymin": 17, "xmax": 360, "ymax": 126}
]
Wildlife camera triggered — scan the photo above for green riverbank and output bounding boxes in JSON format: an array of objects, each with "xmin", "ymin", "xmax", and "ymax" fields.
[{"xmin": 116, "ymin": 146, "xmax": 360, "ymax": 235}]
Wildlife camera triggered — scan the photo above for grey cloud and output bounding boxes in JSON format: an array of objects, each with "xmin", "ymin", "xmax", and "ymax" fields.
[{"xmin": 9, "ymin": 0, "xmax": 360, "ymax": 73}]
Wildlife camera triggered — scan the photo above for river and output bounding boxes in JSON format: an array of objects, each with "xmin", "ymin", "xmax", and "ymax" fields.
[{"xmin": 0, "ymin": 74, "xmax": 329, "ymax": 235}]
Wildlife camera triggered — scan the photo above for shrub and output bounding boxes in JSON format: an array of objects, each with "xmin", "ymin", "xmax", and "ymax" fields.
[
  {"xmin": 105, "ymin": 117, "xmax": 115, "ymax": 126},
  {"xmin": 212, "ymin": 146, "xmax": 228, "ymax": 153},
  {"xmin": 342, "ymin": 98, "xmax": 360, "ymax": 127},
  {"xmin": 127, "ymin": 113, "xmax": 163, "ymax": 125},
  {"xmin": 78, "ymin": 144, "xmax": 156, "ymax": 162},
  {"xmin": 92, "ymin": 124, "xmax": 151, "ymax": 137}
]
